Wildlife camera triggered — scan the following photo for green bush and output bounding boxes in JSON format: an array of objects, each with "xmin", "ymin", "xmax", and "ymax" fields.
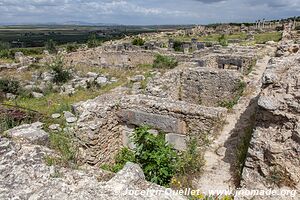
[
  {"xmin": 49, "ymin": 131, "xmax": 76, "ymax": 167},
  {"xmin": 45, "ymin": 39, "xmax": 57, "ymax": 54},
  {"xmin": 172, "ymin": 138, "xmax": 205, "ymax": 189},
  {"xmin": 153, "ymin": 54, "xmax": 178, "ymax": 69},
  {"xmin": 173, "ymin": 40, "xmax": 184, "ymax": 52},
  {"xmin": 132, "ymin": 37, "xmax": 145, "ymax": 46},
  {"xmin": 87, "ymin": 34, "xmax": 102, "ymax": 48},
  {"xmin": 218, "ymin": 34, "xmax": 228, "ymax": 46},
  {"xmin": 102, "ymin": 126, "xmax": 178, "ymax": 187},
  {"xmin": 49, "ymin": 57, "xmax": 71, "ymax": 84},
  {"xmin": 101, "ymin": 148, "xmax": 135, "ymax": 173},
  {"xmin": 132, "ymin": 126, "xmax": 178, "ymax": 186},
  {"xmin": 0, "ymin": 49, "xmax": 14, "ymax": 59},
  {"xmin": 0, "ymin": 41, "xmax": 10, "ymax": 51},
  {"xmin": 219, "ymin": 81, "xmax": 246, "ymax": 109},
  {"xmin": 66, "ymin": 43, "xmax": 80, "ymax": 53},
  {"xmin": 0, "ymin": 79, "xmax": 21, "ymax": 94}
]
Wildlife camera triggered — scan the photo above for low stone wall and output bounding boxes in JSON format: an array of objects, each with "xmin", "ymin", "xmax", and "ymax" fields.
[
  {"xmin": 65, "ymin": 49, "xmax": 155, "ymax": 68},
  {"xmin": 119, "ymin": 96, "xmax": 226, "ymax": 151},
  {"xmin": 73, "ymin": 92, "xmax": 226, "ymax": 166},
  {"xmin": 197, "ymin": 54, "xmax": 256, "ymax": 75},
  {"xmin": 241, "ymin": 53, "xmax": 300, "ymax": 192},
  {"xmin": 145, "ymin": 67, "xmax": 242, "ymax": 107}
]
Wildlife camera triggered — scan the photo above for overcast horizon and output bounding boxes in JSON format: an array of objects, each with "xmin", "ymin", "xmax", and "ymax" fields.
[{"xmin": 0, "ymin": 0, "xmax": 300, "ymax": 25}]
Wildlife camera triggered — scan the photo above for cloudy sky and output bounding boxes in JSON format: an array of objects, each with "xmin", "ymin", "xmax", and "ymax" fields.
[{"xmin": 0, "ymin": 0, "xmax": 299, "ymax": 25}]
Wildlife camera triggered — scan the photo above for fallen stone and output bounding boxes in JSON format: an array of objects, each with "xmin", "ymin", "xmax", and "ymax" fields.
[
  {"xmin": 49, "ymin": 124, "xmax": 62, "ymax": 131},
  {"xmin": 258, "ymin": 96, "xmax": 280, "ymax": 111},
  {"xmin": 130, "ymin": 75, "xmax": 145, "ymax": 82},
  {"xmin": 32, "ymin": 92, "xmax": 44, "ymax": 99},
  {"xmin": 4, "ymin": 122, "xmax": 48, "ymax": 145},
  {"xmin": 51, "ymin": 113, "xmax": 61, "ymax": 119},
  {"xmin": 95, "ymin": 76, "xmax": 108, "ymax": 85}
]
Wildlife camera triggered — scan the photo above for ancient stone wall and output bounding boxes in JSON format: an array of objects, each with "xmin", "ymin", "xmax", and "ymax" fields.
[
  {"xmin": 241, "ymin": 53, "xmax": 300, "ymax": 192},
  {"xmin": 181, "ymin": 68, "xmax": 242, "ymax": 106},
  {"xmin": 145, "ymin": 67, "xmax": 242, "ymax": 107},
  {"xmin": 65, "ymin": 49, "xmax": 155, "ymax": 68},
  {"xmin": 196, "ymin": 54, "xmax": 256, "ymax": 75},
  {"xmin": 73, "ymin": 90, "xmax": 227, "ymax": 165}
]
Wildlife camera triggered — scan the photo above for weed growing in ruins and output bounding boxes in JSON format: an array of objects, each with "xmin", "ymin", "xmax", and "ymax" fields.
[
  {"xmin": 101, "ymin": 148, "xmax": 135, "ymax": 173},
  {"xmin": 48, "ymin": 131, "xmax": 76, "ymax": 167},
  {"xmin": 49, "ymin": 57, "xmax": 71, "ymax": 84},
  {"xmin": 153, "ymin": 54, "xmax": 178, "ymax": 69},
  {"xmin": 101, "ymin": 126, "xmax": 178, "ymax": 187},
  {"xmin": 218, "ymin": 34, "xmax": 228, "ymax": 46},
  {"xmin": 0, "ymin": 79, "xmax": 21, "ymax": 95},
  {"xmin": 267, "ymin": 166, "xmax": 296, "ymax": 188},
  {"xmin": 172, "ymin": 138, "xmax": 205, "ymax": 189},
  {"xmin": 87, "ymin": 34, "xmax": 102, "ymax": 48},
  {"xmin": 173, "ymin": 40, "xmax": 184, "ymax": 52},
  {"xmin": 45, "ymin": 39, "xmax": 57, "ymax": 54},
  {"xmin": 132, "ymin": 37, "xmax": 145, "ymax": 46},
  {"xmin": 103, "ymin": 127, "xmax": 207, "ymax": 188},
  {"xmin": 218, "ymin": 81, "xmax": 246, "ymax": 109},
  {"xmin": 132, "ymin": 126, "xmax": 178, "ymax": 186}
]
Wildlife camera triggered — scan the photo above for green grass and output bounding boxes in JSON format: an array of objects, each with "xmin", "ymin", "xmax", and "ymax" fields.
[
  {"xmin": 5, "ymin": 81, "xmax": 122, "ymax": 115},
  {"xmin": 254, "ymin": 32, "xmax": 282, "ymax": 44},
  {"xmin": 172, "ymin": 32, "xmax": 281, "ymax": 46}
]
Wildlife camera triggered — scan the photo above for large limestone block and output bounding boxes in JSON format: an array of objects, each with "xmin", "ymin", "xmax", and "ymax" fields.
[{"xmin": 118, "ymin": 109, "xmax": 186, "ymax": 134}]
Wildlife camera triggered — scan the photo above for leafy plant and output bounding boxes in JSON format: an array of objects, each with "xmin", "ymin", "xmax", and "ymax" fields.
[
  {"xmin": 153, "ymin": 54, "xmax": 178, "ymax": 69},
  {"xmin": 218, "ymin": 34, "xmax": 228, "ymax": 46},
  {"xmin": 49, "ymin": 57, "xmax": 71, "ymax": 84},
  {"xmin": 87, "ymin": 34, "xmax": 102, "ymax": 48},
  {"xmin": 101, "ymin": 148, "xmax": 135, "ymax": 173},
  {"xmin": 48, "ymin": 131, "xmax": 76, "ymax": 167},
  {"xmin": 66, "ymin": 43, "xmax": 80, "ymax": 53},
  {"xmin": 0, "ymin": 79, "xmax": 21, "ymax": 94},
  {"xmin": 132, "ymin": 126, "xmax": 178, "ymax": 186},
  {"xmin": 45, "ymin": 39, "xmax": 57, "ymax": 54},
  {"xmin": 132, "ymin": 37, "xmax": 145, "ymax": 46},
  {"xmin": 173, "ymin": 40, "xmax": 184, "ymax": 52}
]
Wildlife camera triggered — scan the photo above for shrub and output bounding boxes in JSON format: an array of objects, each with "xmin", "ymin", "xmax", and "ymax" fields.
[
  {"xmin": 87, "ymin": 34, "xmax": 102, "ymax": 48},
  {"xmin": 66, "ymin": 43, "xmax": 80, "ymax": 53},
  {"xmin": 153, "ymin": 54, "xmax": 178, "ymax": 69},
  {"xmin": 101, "ymin": 148, "xmax": 135, "ymax": 173},
  {"xmin": 49, "ymin": 57, "xmax": 71, "ymax": 84},
  {"xmin": 219, "ymin": 81, "xmax": 246, "ymax": 109},
  {"xmin": 172, "ymin": 138, "xmax": 205, "ymax": 189},
  {"xmin": 45, "ymin": 39, "xmax": 57, "ymax": 54},
  {"xmin": 0, "ymin": 41, "xmax": 10, "ymax": 51},
  {"xmin": 218, "ymin": 34, "xmax": 228, "ymax": 46},
  {"xmin": 173, "ymin": 40, "xmax": 184, "ymax": 52},
  {"xmin": 132, "ymin": 37, "xmax": 145, "ymax": 46},
  {"xmin": 0, "ymin": 49, "xmax": 14, "ymax": 59},
  {"xmin": 102, "ymin": 126, "xmax": 178, "ymax": 187},
  {"xmin": 0, "ymin": 79, "xmax": 21, "ymax": 94},
  {"xmin": 132, "ymin": 126, "xmax": 178, "ymax": 186},
  {"xmin": 48, "ymin": 131, "xmax": 76, "ymax": 167}
]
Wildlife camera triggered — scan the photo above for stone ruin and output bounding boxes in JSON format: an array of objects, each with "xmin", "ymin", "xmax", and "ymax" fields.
[{"xmin": 71, "ymin": 45, "xmax": 259, "ymax": 166}]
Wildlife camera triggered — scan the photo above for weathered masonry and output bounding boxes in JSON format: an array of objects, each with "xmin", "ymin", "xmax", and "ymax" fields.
[{"xmin": 73, "ymin": 94, "xmax": 226, "ymax": 166}]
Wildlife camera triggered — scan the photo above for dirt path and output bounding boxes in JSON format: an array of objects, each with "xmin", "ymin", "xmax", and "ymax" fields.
[{"xmin": 195, "ymin": 55, "xmax": 271, "ymax": 192}]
